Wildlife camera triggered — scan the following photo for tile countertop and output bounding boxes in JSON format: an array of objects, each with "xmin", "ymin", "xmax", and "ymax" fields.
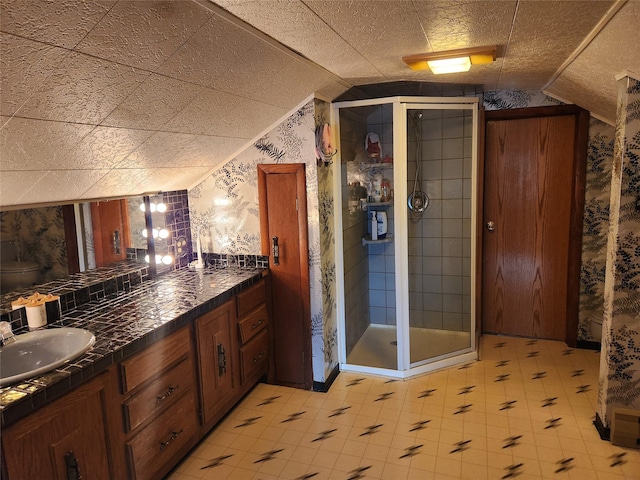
[{"xmin": 0, "ymin": 267, "xmax": 268, "ymax": 427}]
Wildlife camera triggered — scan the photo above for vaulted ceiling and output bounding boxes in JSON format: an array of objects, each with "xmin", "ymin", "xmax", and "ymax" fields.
[{"xmin": 1, "ymin": 0, "xmax": 637, "ymax": 208}]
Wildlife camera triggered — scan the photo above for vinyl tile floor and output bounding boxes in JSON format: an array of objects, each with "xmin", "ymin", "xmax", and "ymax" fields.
[{"xmin": 165, "ymin": 334, "xmax": 640, "ymax": 479}]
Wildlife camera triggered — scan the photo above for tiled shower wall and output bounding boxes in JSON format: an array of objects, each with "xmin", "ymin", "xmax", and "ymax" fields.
[
  {"xmin": 407, "ymin": 109, "xmax": 473, "ymax": 332},
  {"xmin": 340, "ymin": 109, "xmax": 370, "ymax": 354},
  {"xmin": 365, "ymin": 105, "xmax": 396, "ymax": 327}
]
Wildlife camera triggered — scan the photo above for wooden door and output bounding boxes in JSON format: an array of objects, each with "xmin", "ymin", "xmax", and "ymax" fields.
[
  {"xmin": 90, "ymin": 199, "xmax": 130, "ymax": 267},
  {"xmin": 482, "ymin": 105, "xmax": 588, "ymax": 344},
  {"xmin": 258, "ymin": 164, "xmax": 312, "ymax": 390}
]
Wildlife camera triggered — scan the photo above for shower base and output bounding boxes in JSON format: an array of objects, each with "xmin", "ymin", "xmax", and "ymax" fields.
[{"xmin": 346, "ymin": 323, "xmax": 471, "ymax": 370}]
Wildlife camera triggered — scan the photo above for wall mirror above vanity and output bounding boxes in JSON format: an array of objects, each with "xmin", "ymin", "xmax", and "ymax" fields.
[{"xmin": 0, "ymin": 190, "xmax": 190, "ymax": 296}]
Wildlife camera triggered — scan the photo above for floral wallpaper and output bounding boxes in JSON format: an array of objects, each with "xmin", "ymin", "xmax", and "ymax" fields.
[
  {"xmin": 597, "ymin": 75, "xmax": 640, "ymax": 431},
  {"xmin": 189, "ymin": 97, "xmax": 338, "ymax": 383}
]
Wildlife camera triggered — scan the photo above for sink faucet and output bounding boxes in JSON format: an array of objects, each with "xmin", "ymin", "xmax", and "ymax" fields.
[{"xmin": 0, "ymin": 321, "xmax": 16, "ymax": 346}]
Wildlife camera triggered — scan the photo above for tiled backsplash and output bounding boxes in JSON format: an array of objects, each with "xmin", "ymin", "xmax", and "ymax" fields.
[
  {"xmin": 0, "ymin": 261, "xmax": 150, "ymax": 332},
  {"xmin": 0, "ymin": 253, "xmax": 268, "ymax": 334}
]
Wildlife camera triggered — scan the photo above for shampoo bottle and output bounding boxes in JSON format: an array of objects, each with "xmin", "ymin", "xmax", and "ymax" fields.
[{"xmin": 371, "ymin": 211, "xmax": 378, "ymax": 240}]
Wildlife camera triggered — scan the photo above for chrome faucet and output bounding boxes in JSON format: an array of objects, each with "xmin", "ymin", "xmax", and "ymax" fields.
[{"xmin": 0, "ymin": 321, "xmax": 16, "ymax": 346}]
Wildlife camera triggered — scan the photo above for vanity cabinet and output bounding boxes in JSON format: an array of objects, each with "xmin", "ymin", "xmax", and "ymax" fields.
[
  {"xmin": 1, "ymin": 274, "xmax": 271, "ymax": 480},
  {"xmin": 236, "ymin": 281, "xmax": 269, "ymax": 386},
  {"xmin": 1, "ymin": 372, "xmax": 112, "ymax": 479},
  {"xmin": 195, "ymin": 300, "xmax": 237, "ymax": 426},
  {"xmin": 117, "ymin": 326, "xmax": 199, "ymax": 480},
  {"xmin": 195, "ymin": 278, "xmax": 270, "ymax": 429}
]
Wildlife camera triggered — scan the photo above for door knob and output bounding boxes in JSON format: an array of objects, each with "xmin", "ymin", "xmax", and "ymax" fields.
[{"xmin": 486, "ymin": 221, "xmax": 496, "ymax": 232}]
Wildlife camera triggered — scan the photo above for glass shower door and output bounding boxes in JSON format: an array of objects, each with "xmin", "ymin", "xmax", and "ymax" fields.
[{"xmin": 405, "ymin": 104, "xmax": 475, "ymax": 367}]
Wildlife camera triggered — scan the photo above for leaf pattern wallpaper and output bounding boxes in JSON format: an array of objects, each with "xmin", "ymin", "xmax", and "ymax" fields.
[
  {"xmin": 188, "ymin": 97, "xmax": 338, "ymax": 383},
  {"xmin": 0, "ymin": 206, "xmax": 69, "ymax": 286},
  {"xmin": 597, "ymin": 75, "xmax": 640, "ymax": 428}
]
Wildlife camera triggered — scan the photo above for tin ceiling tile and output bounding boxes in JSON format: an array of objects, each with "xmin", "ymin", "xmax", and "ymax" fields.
[
  {"xmin": 18, "ymin": 52, "xmax": 150, "ymax": 124},
  {"xmin": 0, "ymin": 117, "xmax": 95, "ymax": 170},
  {"xmin": 101, "ymin": 74, "xmax": 205, "ymax": 130},
  {"xmin": 0, "ymin": 34, "xmax": 71, "ymax": 117},
  {"xmin": 75, "ymin": 0, "xmax": 212, "ymax": 71},
  {"xmin": 0, "ymin": 0, "xmax": 116, "ymax": 49}
]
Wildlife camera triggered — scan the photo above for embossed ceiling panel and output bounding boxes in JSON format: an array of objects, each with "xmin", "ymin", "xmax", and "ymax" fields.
[
  {"xmin": 0, "ymin": 0, "xmax": 636, "ymax": 207},
  {"xmin": 545, "ymin": 1, "xmax": 639, "ymax": 124},
  {"xmin": 212, "ymin": 0, "xmax": 380, "ymax": 81},
  {"xmin": 22, "ymin": 169, "xmax": 111, "ymax": 205},
  {"xmin": 497, "ymin": 0, "xmax": 615, "ymax": 90},
  {"xmin": 0, "ymin": 117, "xmax": 95, "ymax": 170},
  {"xmin": 0, "ymin": 34, "xmax": 70, "ymax": 117},
  {"xmin": 17, "ymin": 51, "xmax": 150, "ymax": 124},
  {"xmin": 138, "ymin": 166, "xmax": 213, "ymax": 192},
  {"xmin": 0, "ymin": 170, "xmax": 49, "ymax": 206},
  {"xmin": 0, "ymin": 0, "xmax": 116, "ymax": 49},
  {"xmin": 75, "ymin": 0, "xmax": 212, "ymax": 71},
  {"xmin": 101, "ymin": 74, "xmax": 205, "ymax": 130},
  {"xmin": 155, "ymin": 13, "xmax": 260, "ymax": 88}
]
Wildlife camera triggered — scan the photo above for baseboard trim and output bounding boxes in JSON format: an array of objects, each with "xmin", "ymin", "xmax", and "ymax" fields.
[
  {"xmin": 594, "ymin": 411, "xmax": 610, "ymax": 440},
  {"xmin": 577, "ymin": 339, "xmax": 601, "ymax": 351},
  {"xmin": 313, "ymin": 365, "xmax": 340, "ymax": 393}
]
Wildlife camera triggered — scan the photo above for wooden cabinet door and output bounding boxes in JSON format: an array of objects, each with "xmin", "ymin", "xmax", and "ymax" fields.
[
  {"xmin": 196, "ymin": 300, "xmax": 236, "ymax": 425},
  {"xmin": 2, "ymin": 374, "xmax": 111, "ymax": 480}
]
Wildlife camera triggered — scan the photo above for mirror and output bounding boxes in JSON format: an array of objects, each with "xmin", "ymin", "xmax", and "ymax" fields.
[
  {"xmin": 0, "ymin": 197, "xmax": 145, "ymax": 294},
  {"xmin": 0, "ymin": 190, "xmax": 192, "ymax": 294}
]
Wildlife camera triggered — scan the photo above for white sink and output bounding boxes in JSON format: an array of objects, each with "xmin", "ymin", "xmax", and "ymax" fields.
[{"xmin": 0, "ymin": 328, "xmax": 95, "ymax": 387}]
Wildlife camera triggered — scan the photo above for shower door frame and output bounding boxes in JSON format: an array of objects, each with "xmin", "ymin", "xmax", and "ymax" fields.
[{"xmin": 333, "ymin": 96, "xmax": 479, "ymax": 379}]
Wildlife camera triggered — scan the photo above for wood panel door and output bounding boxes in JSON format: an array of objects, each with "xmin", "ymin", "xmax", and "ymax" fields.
[
  {"xmin": 482, "ymin": 105, "xmax": 588, "ymax": 344},
  {"xmin": 90, "ymin": 199, "xmax": 130, "ymax": 267},
  {"xmin": 258, "ymin": 164, "xmax": 312, "ymax": 390}
]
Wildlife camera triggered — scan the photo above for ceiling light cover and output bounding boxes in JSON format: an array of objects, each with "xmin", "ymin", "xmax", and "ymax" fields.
[
  {"xmin": 402, "ymin": 46, "xmax": 497, "ymax": 74},
  {"xmin": 427, "ymin": 57, "xmax": 472, "ymax": 74}
]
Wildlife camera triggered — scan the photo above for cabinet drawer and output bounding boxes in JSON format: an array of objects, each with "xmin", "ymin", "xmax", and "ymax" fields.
[
  {"xmin": 123, "ymin": 357, "xmax": 193, "ymax": 433},
  {"xmin": 126, "ymin": 389, "xmax": 197, "ymax": 480},
  {"xmin": 236, "ymin": 280, "xmax": 266, "ymax": 317},
  {"xmin": 239, "ymin": 329, "xmax": 268, "ymax": 385},
  {"xmin": 120, "ymin": 327, "xmax": 191, "ymax": 394},
  {"xmin": 238, "ymin": 304, "xmax": 268, "ymax": 344}
]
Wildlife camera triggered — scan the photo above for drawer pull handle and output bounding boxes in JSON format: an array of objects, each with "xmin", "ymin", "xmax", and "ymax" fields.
[
  {"xmin": 253, "ymin": 351, "xmax": 266, "ymax": 363},
  {"xmin": 65, "ymin": 450, "xmax": 82, "ymax": 480},
  {"xmin": 217, "ymin": 343, "xmax": 227, "ymax": 375},
  {"xmin": 159, "ymin": 429, "xmax": 183, "ymax": 451},
  {"xmin": 156, "ymin": 385, "xmax": 178, "ymax": 404},
  {"xmin": 251, "ymin": 319, "xmax": 264, "ymax": 330}
]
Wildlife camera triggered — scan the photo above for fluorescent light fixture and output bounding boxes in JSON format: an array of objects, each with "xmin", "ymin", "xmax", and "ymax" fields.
[
  {"xmin": 402, "ymin": 46, "xmax": 496, "ymax": 74},
  {"xmin": 428, "ymin": 56, "xmax": 472, "ymax": 74}
]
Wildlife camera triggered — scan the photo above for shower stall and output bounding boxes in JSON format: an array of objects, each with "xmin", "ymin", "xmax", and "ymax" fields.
[{"xmin": 333, "ymin": 97, "xmax": 479, "ymax": 378}]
